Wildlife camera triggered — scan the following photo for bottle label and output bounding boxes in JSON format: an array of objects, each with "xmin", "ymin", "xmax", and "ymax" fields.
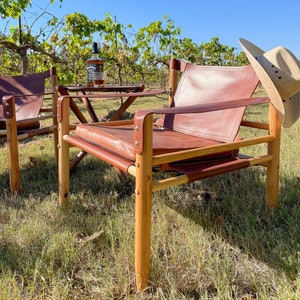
[{"xmin": 86, "ymin": 61, "xmax": 104, "ymax": 85}]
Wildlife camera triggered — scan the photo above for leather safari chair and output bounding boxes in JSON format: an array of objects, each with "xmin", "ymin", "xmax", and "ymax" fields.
[
  {"xmin": 57, "ymin": 58, "xmax": 281, "ymax": 291},
  {"xmin": 0, "ymin": 67, "xmax": 58, "ymax": 192}
]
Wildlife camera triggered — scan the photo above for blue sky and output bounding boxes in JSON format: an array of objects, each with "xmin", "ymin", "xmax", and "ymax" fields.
[{"xmin": 2, "ymin": 0, "xmax": 300, "ymax": 57}]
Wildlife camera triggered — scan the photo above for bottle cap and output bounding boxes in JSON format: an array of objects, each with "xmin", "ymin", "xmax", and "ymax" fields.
[{"xmin": 92, "ymin": 42, "xmax": 99, "ymax": 54}]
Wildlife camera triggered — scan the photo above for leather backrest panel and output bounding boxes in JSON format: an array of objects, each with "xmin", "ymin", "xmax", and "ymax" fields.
[
  {"xmin": 0, "ymin": 71, "xmax": 49, "ymax": 123},
  {"xmin": 162, "ymin": 64, "xmax": 259, "ymax": 142}
]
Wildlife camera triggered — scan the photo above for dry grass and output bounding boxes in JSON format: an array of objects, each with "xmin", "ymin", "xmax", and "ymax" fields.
[{"xmin": 1, "ymin": 92, "xmax": 300, "ymax": 299}]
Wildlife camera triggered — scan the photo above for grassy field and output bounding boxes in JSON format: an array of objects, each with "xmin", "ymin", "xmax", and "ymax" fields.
[{"xmin": 1, "ymin": 92, "xmax": 300, "ymax": 299}]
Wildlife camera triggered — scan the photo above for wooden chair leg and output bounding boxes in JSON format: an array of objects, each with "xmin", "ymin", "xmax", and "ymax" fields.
[
  {"xmin": 52, "ymin": 102, "xmax": 59, "ymax": 163},
  {"xmin": 135, "ymin": 115, "xmax": 153, "ymax": 291},
  {"xmin": 266, "ymin": 105, "xmax": 281, "ymax": 210},
  {"xmin": 58, "ymin": 97, "xmax": 71, "ymax": 208},
  {"xmin": 6, "ymin": 113, "xmax": 20, "ymax": 193},
  {"xmin": 135, "ymin": 166, "xmax": 152, "ymax": 291},
  {"xmin": 51, "ymin": 67, "xmax": 59, "ymax": 163}
]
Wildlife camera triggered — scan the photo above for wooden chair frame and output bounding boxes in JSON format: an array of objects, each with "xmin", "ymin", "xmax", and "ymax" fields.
[
  {"xmin": 1, "ymin": 67, "xmax": 58, "ymax": 192},
  {"xmin": 58, "ymin": 59, "xmax": 281, "ymax": 291}
]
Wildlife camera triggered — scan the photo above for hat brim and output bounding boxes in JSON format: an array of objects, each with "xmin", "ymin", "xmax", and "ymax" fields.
[
  {"xmin": 282, "ymin": 91, "xmax": 300, "ymax": 127},
  {"xmin": 239, "ymin": 38, "xmax": 285, "ymax": 123}
]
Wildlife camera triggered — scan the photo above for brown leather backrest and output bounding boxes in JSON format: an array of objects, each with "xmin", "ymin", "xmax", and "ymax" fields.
[
  {"xmin": 162, "ymin": 61, "xmax": 259, "ymax": 142},
  {"xmin": 0, "ymin": 70, "xmax": 50, "ymax": 123}
]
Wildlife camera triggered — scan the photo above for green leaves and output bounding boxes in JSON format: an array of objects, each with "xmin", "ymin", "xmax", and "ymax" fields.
[
  {"xmin": 65, "ymin": 13, "xmax": 95, "ymax": 37},
  {"xmin": 0, "ymin": 0, "xmax": 30, "ymax": 18},
  {"xmin": 201, "ymin": 37, "xmax": 238, "ymax": 66},
  {"xmin": 0, "ymin": 0, "xmax": 62, "ymax": 18}
]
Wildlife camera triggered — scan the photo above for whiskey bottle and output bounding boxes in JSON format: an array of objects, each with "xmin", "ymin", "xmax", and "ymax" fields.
[{"xmin": 86, "ymin": 42, "xmax": 104, "ymax": 86}]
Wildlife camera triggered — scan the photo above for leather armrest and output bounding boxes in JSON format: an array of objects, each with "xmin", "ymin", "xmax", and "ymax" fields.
[{"xmin": 133, "ymin": 97, "xmax": 270, "ymax": 154}]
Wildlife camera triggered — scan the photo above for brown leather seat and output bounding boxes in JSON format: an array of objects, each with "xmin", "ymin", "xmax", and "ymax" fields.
[
  {"xmin": 70, "ymin": 123, "xmax": 224, "ymax": 161},
  {"xmin": 57, "ymin": 58, "xmax": 281, "ymax": 291}
]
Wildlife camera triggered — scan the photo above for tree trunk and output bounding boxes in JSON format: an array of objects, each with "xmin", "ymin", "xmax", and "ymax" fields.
[{"xmin": 18, "ymin": 48, "xmax": 28, "ymax": 74}]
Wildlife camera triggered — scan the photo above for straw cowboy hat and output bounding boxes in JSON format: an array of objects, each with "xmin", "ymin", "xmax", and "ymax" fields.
[{"xmin": 239, "ymin": 38, "xmax": 300, "ymax": 127}]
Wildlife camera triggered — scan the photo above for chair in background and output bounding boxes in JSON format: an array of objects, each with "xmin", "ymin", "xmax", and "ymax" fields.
[
  {"xmin": 57, "ymin": 58, "xmax": 281, "ymax": 291},
  {"xmin": 0, "ymin": 67, "xmax": 58, "ymax": 192}
]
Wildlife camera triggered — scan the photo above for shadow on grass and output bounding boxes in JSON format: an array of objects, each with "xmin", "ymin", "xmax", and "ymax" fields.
[
  {"xmin": 0, "ymin": 151, "xmax": 134, "ymax": 207},
  {"xmin": 1, "ymin": 151, "xmax": 300, "ymax": 296},
  {"xmin": 0, "ymin": 153, "xmax": 134, "ymax": 291},
  {"xmin": 0, "ymin": 154, "xmax": 58, "ymax": 207},
  {"xmin": 162, "ymin": 167, "xmax": 300, "ymax": 281}
]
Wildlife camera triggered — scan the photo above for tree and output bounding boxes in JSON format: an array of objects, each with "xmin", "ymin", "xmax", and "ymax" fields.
[
  {"xmin": 133, "ymin": 15, "xmax": 182, "ymax": 87},
  {"xmin": 172, "ymin": 37, "xmax": 201, "ymax": 63},
  {"xmin": 0, "ymin": 15, "xmax": 63, "ymax": 74},
  {"xmin": 96, "ymin": 13, "xmax": 133, "ymax": 86},
  {"xmin": 0, "ymin": 1, "xmax": 64, "ymax": 74},
  {"xmin": 1, "ymin": 0, "xmax": 32, "ymax": 18},
  {"xmin": 0, "ymin": 0, "xmax": 61, "ymax": 18},
  {"xmin": 0, "ymin": 0, "xmax": 64, "ymax": 74},
  {"xmin": 200, "ymin": 37, "xmax": 238, "ymax": 66}
]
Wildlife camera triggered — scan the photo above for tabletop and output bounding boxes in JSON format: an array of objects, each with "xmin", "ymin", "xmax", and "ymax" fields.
[{"xmin": 59, "ymin": 84, "xmax": 145, "ymax": 93}]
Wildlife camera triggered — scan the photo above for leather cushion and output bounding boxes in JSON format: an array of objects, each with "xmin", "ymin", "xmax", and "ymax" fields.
[{"xmin": 73, "ymin": 123, "xmax": 237, "ymax": 162}]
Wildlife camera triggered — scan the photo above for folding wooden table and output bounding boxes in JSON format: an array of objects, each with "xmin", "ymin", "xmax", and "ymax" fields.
[{"xmin": 57, "ymin": 84, "xmax": 146, "ymax": 123}]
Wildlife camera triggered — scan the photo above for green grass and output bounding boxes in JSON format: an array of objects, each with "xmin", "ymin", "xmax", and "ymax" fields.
[{"xmin": 1, "ymin": 93, "xmax": 300, "ymax": 299}]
